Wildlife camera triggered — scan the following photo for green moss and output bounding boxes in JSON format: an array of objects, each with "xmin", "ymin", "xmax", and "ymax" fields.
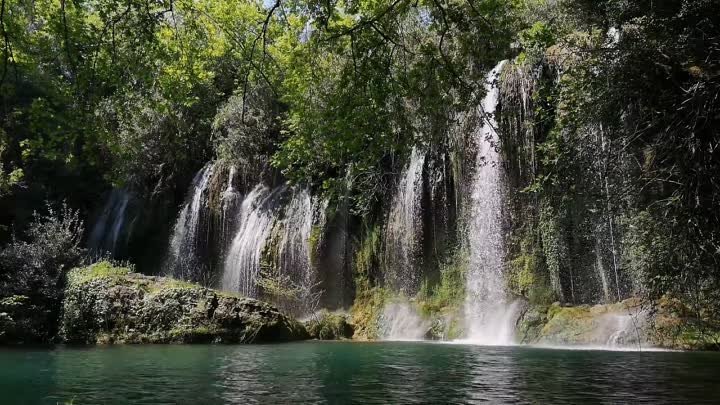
[
  {"xmin": 354, "ymin": 225, "xmax": 382, "ymax": 292},
  {"xmin": 66, "ymin": 261, "xmax": 131, "ymax": 285},
  {"xmin": 168, "ymin": 325, "xmax": 219, "ymax": 343},
  {"xmin": 306, "ymin": 311, "xmax": 354, "ymax": 340},
  {"xmin": 417, "ymin": 249, "xmax": 467, "ymax": 318},
  {"xmin": 509, "ymin": 254, "xmax": 536, "ymax": 295},
  {"xmin": 147, "ymin": 278, "xmax": 196, "ymax": 293},
  {"xmin": 61, "ymin": 264, "xmax": 309, "ymax": 344},
  {"xmin": 650, "ymin": 296, "xmax": 720, "ymax": 350},
  {"xmin": 308, "ymin": 225, "xmax": 323, "ymax": 266},
  {"xmin": 350, "ymin": 287, "xmax": 388, "ymax": 340}
]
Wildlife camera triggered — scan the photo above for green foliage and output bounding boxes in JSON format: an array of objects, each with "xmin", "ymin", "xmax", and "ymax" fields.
[
  {"xmin": 350, "ymin": 286, "xmax": 388, "ymax": 340},
  {"xmin": 351, "ymin": 225, "xmax": 386, "ymax": 339},
  {"xmin": 354, "ymin": 225, "xmax": 383, "ymax": 293},
  {"xmin": 0, "ymin": 203, "xmax": 85, "ymax": 342},
  {"xmin": 417, "ymin": 249, "xmax": 468, "ymax": 317},
  {"xmin": 305, "ymin": 310, "xmax": 354, "ymax": 340},
  {"xmin": 0, "ymin": 130, "xmax": 22, "ymax": 196},
  {"xmin": 271, "ymin": 0, "xmax": 523, "ymax": 212}
]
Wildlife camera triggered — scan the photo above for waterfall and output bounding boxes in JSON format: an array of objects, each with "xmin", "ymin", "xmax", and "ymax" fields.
[
  {"xmin": 277, "ymin": 189, "xmax": 315, "ymax": 288},
  {"xmin": 165, "ymin": 163, "xmax": 215, "ymax": 279},
  {"xmin": 379, "ymin": 300, "xmax": 429, "ymax": 341},
  {"xmin": 384, "ymin": 147, "xmax": 426, "ymax": 294},
  {"xmin": 89, "ymin": 189, "xmax": 133, "ymax": 257},
  {"xmin": 222, "ymin": 184, "xmax": 281, "ymax": 297},
  {"xmin": 222, "ymin": 184, "xmax": 320, "ymax": 312},
  {"xmin": 463, "ymin": 61, "xmax": 519, "ymax": 345}
]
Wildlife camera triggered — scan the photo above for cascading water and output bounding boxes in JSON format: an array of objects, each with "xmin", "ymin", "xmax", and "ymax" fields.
[
  {"xmin": 463, "ymin": 61, "xmax": 520, "ymax": 345},
  {"xmin": 89, "ymin": 189, "xmax": 133, "ymax": 257},
  {"xmin": 277, "ymin": 189, "xmax": 315, "ymax": 289},
  {"xmin": 222, "ymin": 184, "xmax": 321, "ymax": 311},
  {"xmin": 222, "ymin": 184, "xmax": 281, "ymax": 297},
  {"xmin": 384, "ymin": 147, "xmax": 426, "ymax": 294},
  {"xmin": 165, "ymin": 163, "xmax": 215, "ymax": 278}
]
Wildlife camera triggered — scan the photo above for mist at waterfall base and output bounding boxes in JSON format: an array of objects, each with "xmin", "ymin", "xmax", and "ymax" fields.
[
  {"xmin": 378, "ymin": 300, "xmax": 429, "ymax": 341},
  {"xmin": 3, "ymin": 343, "xmax": 719, "ymax": 404}
]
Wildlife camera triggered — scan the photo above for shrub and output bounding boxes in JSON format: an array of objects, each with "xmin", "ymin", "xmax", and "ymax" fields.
[{"xmin": 0, "ymin": 202, "xmax": 85, "ymax": 341}]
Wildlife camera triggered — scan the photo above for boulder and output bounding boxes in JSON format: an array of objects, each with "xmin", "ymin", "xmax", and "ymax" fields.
[{"xmin": 60, "ymin": 262, "xmax": 308, "ymax": 344}]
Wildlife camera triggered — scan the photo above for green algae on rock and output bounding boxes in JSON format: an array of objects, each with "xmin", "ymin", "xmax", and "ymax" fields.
[
  {"xmin": 60, "ymin": 262, "xmax": 308, "ymax": 344},
  {"xmin": 305, "ymin": 311, "xmax": 354, "ymax": 340}
]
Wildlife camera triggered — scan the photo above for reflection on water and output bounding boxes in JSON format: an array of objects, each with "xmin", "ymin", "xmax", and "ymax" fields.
[{"xmin": 1, "ymin": 342, "xmax": 719, "ymax": 404}]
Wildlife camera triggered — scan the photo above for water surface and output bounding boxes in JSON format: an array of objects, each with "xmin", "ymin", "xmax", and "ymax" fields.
[{"xmin": 1, "ymin": 342, "xmax": 719, "ymax": 404}]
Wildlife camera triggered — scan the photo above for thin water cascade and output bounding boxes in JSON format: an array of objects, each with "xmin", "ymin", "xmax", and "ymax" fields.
[
  {"xmin": 595, "ymin": 237, "xmax": 612, "ymax": 303},
  {"xmin": 89, "ymin": 189, "xmax": 133, "ymax": 257},
  {"xmin": 220, "ymin": 165, "xmax": 242, "ymax": 249},
  {"xmin": 165, "ymin": 163, "xmax": 215, "ymax": 277},
  {"xmin": 463, "ymin": 61, "xmax": 520, "ymax": 345},
  {"xmin": 384, "ymin": 147, "xmax": 426, "ymax": 294},
  {"xmin": 277, "ymin": 189, "xmax": 315, "ymax": 289},
  {"xmin": 379, "ymin": 300, "xmax": 429, "ymax": 341}
]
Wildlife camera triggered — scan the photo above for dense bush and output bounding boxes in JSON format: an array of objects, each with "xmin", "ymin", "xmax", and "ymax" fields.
[{"xmin": 0, "ymin": 203, "xmax": 85, "ymax": 341}]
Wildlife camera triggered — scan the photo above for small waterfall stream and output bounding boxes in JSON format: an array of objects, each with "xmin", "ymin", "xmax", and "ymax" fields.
[
  {"xmin": 463, "ymin": 61, "xmax": 520, "ymax": 345},
  {"xmin": 220, "ymin": 165, "xmax": 242, "ymax": 250},
  {"xmin": 384, "ymin": 147, "xmax": 426, "ymax": 294},
  {"xmin": 165, "ymin": 163, "xmax": 215, "ymax": 278},
  {"xmin": 89, "ymin": 189, "xmax": 134, "ymax": 257}
]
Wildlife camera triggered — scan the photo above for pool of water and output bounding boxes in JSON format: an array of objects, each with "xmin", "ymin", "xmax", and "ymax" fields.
[{"xmin": 1, "ymin": 342, "xmax": 719, "ymax": 404}]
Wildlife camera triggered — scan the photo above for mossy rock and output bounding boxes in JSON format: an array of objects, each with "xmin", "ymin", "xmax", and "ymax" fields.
[
  {"xmin": 350, "ymin": 287, "xmax": 387, "ymax": 340},
  {"xmin": 425, "ymin": 314, "xmax": 463, "ymax": 340},
  {"xmin": 648, "ymin": 296, "xmax": 720, "ymax": 350},
  {"xmin": 305, "ymin": 311, "xmax": 354, "ymax": 340},
  {"xmin": 60, "ymin": 261, "xmax": 308, "ymax": 344},
  {"xmin": 530, "ymin": 299, "xmax": 647, "ymax": 347}
]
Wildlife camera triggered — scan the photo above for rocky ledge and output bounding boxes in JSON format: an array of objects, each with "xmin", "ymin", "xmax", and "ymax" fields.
[{"xmin": 60, "ymin": 262, "xmax": 308, "ymax": 344}]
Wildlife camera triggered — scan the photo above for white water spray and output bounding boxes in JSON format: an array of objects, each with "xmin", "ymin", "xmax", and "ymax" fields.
[
  {"xmin": 278, "ymin": 189, "xmax": 315, "ymax": 288},
  {"xmin": 379, "ymin": 300, "xmax": 429, "ymax": 341}
]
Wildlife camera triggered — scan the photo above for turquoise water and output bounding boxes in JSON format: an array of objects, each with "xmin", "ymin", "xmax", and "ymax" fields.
[{"xmin": 1, "ymin": 342, "xmax": 719, "ymax": 404}]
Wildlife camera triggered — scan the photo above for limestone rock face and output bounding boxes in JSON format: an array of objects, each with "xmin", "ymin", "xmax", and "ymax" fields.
[{"xmin": 60, "ymin": 262, "xmax": 308, "ymax": 344}]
